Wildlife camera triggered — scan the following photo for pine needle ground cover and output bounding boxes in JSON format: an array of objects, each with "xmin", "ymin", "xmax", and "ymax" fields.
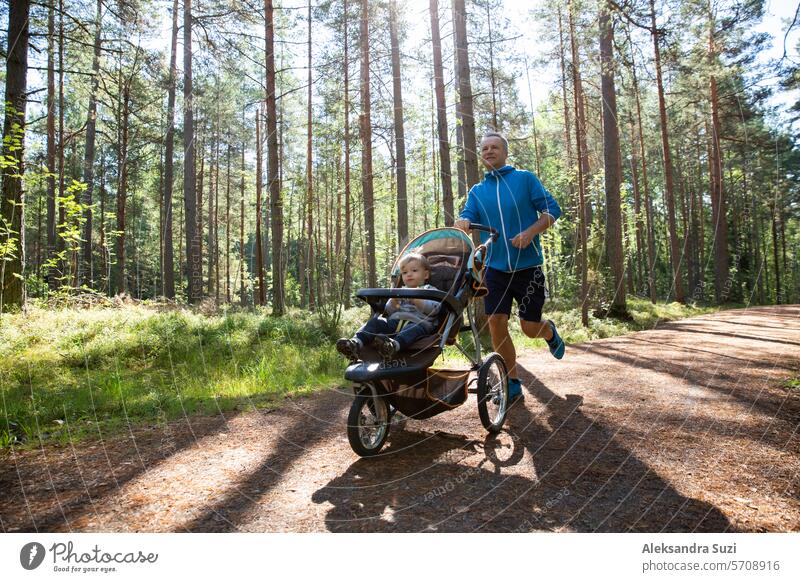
[{"xmin": 0, "ymin": 299, "xmax": 722, "ymax": 448}]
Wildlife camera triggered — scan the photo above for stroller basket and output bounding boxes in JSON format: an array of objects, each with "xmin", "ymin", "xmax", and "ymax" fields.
[{"xmin": 381, "ymin": 368, "xmax": 470, "ymax": 420}]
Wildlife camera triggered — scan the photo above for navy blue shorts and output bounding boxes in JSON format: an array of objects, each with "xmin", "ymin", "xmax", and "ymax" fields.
[{"xmin": 483, "ymin": 266, "xmax": 546, "ymax": 322}]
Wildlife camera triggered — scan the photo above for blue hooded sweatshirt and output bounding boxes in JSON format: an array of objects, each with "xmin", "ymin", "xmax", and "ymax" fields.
[{"xmin": 459, "ymin": 165, "xmax": 561, "ymax": 272}]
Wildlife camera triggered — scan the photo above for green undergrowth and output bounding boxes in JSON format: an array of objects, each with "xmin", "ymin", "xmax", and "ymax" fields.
[
  {"xmin": 0, "ymin": 305, "xmax": 347, "ymax": 449},
  {"xmin": 436, "ymin": 297, "xmax": 722, "ymax": 365},
  {"xmin": 0, "ymin": 298, "xmax": 724, "ymax": 449},
  {"xmin": 509, "ymin": 297, "xmax": 721, "ymax": 352}
]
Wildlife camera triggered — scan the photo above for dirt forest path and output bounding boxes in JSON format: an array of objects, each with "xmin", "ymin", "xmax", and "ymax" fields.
[{"xmin": 2, "ymin": 306, "xmax": 799, "ymax": 533}]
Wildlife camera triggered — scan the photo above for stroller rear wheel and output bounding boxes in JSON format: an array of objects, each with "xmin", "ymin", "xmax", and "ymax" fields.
[
  {"xmin": 347, "ymin": 385, "xmax": 390, "ymax": 457},
  {"xmin": 477, "ymin": 352, "xmax": 508, "ymax": 433}
]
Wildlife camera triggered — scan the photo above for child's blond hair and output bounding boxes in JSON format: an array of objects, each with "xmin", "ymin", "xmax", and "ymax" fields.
[{"xmin": 398, "ymin": 252, "xmax": 430, "ymax": 272}]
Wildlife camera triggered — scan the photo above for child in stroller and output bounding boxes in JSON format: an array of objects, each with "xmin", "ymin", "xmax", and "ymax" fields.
[
  {"xmin": 336, "ymin": 252, "xmax": 440, "ymax": 360},
  {"xmin": 341, "ymin": 225, "xmax": 511, "ymax": 457}
]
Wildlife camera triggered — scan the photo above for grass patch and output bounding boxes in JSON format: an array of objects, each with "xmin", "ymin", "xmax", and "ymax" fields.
[
  {"xmin": 0, "ymin": 305, "xmax": 344, "ymax": 448},
  {"xmin": 0, "ymin": 298, "xmax": 727, "ymax": 448},
  {"xmin": 508, "ymin": 297, "xmax": 721, "ymax": 353},
  {"xmin": 784, "ymin": 378, "xmax": 800, "ymax": 391}
]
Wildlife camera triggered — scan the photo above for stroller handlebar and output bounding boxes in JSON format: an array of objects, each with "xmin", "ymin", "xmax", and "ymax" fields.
[{"xmin": 468, "ymin": 223, "xmax": 499, "ymax": 242}]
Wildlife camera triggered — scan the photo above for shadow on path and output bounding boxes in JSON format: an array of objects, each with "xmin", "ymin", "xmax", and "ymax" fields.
[
  {"xmin": 180, "ymin": 389, "xmax": 346, "ymax": 532},
  {"xmin": 0, "ymin": 408, "xmax": 243, "ymax": 532},
  {"xmin": 312, "ymin": 367, "xmax": 734, "ymax": 532},
  {"xmin": 506, "ymin": 364, "xmax": 734, "ymax": 532},
  {"xmin": 312, "ymin": 428, "xmax": 541, "ymax": 532},
  {"xmin": 582, "ymin": 342, "xmax": 800, "ymax": 427},
  {"xmin": 656, "ymin": 322, "xmax": 800, "ymax": 348}
]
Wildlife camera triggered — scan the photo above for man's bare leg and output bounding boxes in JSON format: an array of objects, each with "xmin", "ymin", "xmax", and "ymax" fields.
[
  {"xmin": 520, "ymin": 320, "xmax": 554, "ymax": 341},
  {"xmin": 487, "ymin": 314, "xmax": 517, "ymax": 378}
]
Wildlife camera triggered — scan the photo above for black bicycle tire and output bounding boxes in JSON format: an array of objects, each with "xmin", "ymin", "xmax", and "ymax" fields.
[
  {"xmin": 476, "ymin": 352, "xmax": 508, "ymax": 433},
  {"xmin": 347, "ymin": 386, "xmax": 391, "ymax": 457}
]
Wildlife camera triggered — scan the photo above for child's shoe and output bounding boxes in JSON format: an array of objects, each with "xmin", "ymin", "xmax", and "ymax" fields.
[
  {"xmin": 336, "ymin": 338, "xmax": 361, "ymax": 360},
  {"xmin": 374, "ymin": 335, "xmax": 399, "ymax": 359}
]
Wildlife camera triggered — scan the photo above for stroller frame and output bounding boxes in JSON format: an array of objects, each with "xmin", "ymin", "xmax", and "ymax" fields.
[{"xmin": 343, "ymin": 224, "xmax": 510, "ymax": 457}]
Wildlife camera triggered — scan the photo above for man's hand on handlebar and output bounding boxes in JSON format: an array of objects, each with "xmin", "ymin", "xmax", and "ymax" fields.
[{"xmin": 454, "ymin": 219, "xmax": 471, "ymax": 233}]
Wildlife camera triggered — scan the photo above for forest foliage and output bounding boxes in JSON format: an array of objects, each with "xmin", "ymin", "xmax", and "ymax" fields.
[{"xmin": 0, "ymin": 0, "xmax": 798, "ymax": 316}]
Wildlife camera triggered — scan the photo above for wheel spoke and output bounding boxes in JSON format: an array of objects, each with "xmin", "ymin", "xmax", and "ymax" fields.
[
  {"xmin": 477, "ymin": 354, "xmax": 508, "ymax": 433},
  {"xmin": 359, "ymin": 396, "xmax": 387, "ymax": 448}
]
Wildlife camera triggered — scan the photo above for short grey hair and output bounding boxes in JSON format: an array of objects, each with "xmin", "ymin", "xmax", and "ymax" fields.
[{"xmin": 481, "ymin": 131, "xmax": 509, "ymax": 153}]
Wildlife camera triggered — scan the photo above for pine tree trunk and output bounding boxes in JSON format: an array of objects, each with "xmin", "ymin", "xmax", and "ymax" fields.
[
  {"xmin": 46, "ymin": 0, "xmax": 57, "ymax": 290},
  {"xmin": 265, "ymin": 0, "xmax": 285, "ymax": 314},
  {"xmin": 305, "ymin": 4, "xmax": 315, "ymax": 310},
  {"xmin": 599, "ymin": 3, "xmax": 626, "ymax": 316},
  {"xmin": 452, "ymin": 0, "xmax": 466, "ymax": 208},
  {"xmin": 453, "ymin": 0, "xmax": 487, "ymax": 332},
  {"xmin": 779, "ymin": 204, "xmax": 788, "ymax": 298},
  {"xmin": 35, "ymin": 177, "xmax": 42, "ymax": 280},
  {"xmin": 558, "ymin": 7, "xmax": 577, "ymax": 279},
  {"xmin": 198, "ymin": 137, "xmax": 205, "ymax": 292},
  {"xmin": 703, "ymin": 120, "xmax": 715, "ymax": 301},
  {"xmin": 453, "ymin": 0, "xmax": 479, "ymax": 190},
  {"xmin": 79, "ymin": 0, "xmax": 102, "ymax": 287},
  {"xmin": 334, "ymin": 147, "xmax": 342, "ymax": 270},
  {"xmin": 430, "ymin": 0, "xmax": 454, "ymax": 226},
  {"xmin": 214, "ymin": 127, "xmax": 220, "ymax": 303},
  {"xmin": 99, "ymin": 154, "xmax": 107, "ymax": 293},
  {"xmin": 0, "ymin": 0, "xmax": 29, "ymax": 310},
  {"xmin": 708, "ymin": 17, "xmax": 730, "ymax": 302},
  {"xmin": 158, "ymin": 137, "xmax": 164, "ymax": 293},
  {"xmin": 162, "ymin": 0, "xmax": 179, "ymax": 299},
  {"xmin": 692, "ymin": 137, "xmax": 704, "ymax": 297},
  {"xmin": 360, "ymin": 0, "xmax": 376, "ymax": 287},
  {"xmin": 343, "ymin": 0, "xmax": 353, "ymax": 306},
  {"xmin": 524, "ymin": 58, "xmax": 542, "ymax": 177},
  {"xmin": 56, "ymin": 1, "xmax": 66, "ymax": 281},
  {"xmin": 770, "ymin": 200, "xmax": 781, "ymax": 303},
  {"xmin": 255, "ymin": 108, "xmax": 265, "ymax": 306},
  {"xmin": 485, "ymin": 2, "xmax": 498, "ymax": 130},
  {"xmin": 240, "ymin": 138, "xmax": 247, "ymax": 306},
  {"xmin": 207, "ymin": 117, "xmax": 217, "ymax": 299},
  {"xmin": 558, "ymin": 10, "xmax": 572, "ymax": 170},
  {"xmin": 627, "ymin": 24, "xmax": 657, "ymax": 303},
  {"xmin": 568, "ymin": 0, "xmax": 589, "ymax": 327},
  {"xmin": 183, "ymin": 0, "xmax": 202, "ymax": 302},
  {"xmin": 650, "ymin": 0, "xmax": 684, "ymax": 303},
  {"xmin": 627, "ymin": 110, "xmax": 645, "ymax": 296},
  {"xmin": 430, "ymin": 79, "xmax": 440, "ymax": 227},
  {"xmin": 114, "ymin": 86, "xmax": 130, "ymax": 295},
  {"xmin": 678, "ymin": 161, "xmax": 694, "ymax": 297},
  {"xmin": 225, "ymin": 142, "xmax": 231, "ymax": 303},
  {"xmin": 389, "ymin": 0, "xmax": 408, "ymax": 248}
]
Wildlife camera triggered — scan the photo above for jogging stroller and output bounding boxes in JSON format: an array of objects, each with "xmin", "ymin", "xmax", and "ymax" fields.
[{"xmin": 344, "ymin": 224, "xmax": 509, "ymax": 456}]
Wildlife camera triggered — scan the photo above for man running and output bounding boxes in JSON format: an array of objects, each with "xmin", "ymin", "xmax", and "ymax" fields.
[{"xmin": 455, "ymin": 131, "xmax": 565, "ymax": 402}]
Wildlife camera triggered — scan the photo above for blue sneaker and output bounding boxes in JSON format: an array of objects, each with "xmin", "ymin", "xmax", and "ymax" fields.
[
  {"xmin": 546, "ymin": 320, "xmax": 565, "ymax": 359},
  {"xmin": 508, "ymin": 378, "xmax": 523, "ymax": 401}
]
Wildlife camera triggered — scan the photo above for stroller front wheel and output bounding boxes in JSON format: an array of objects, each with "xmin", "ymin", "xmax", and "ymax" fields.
[
  {"xmin": 477, "ymin": 352, "xmax": 509, "ymax": 433},
  {"xmin": 347, "ymin": 385, "xmax": 391, "ymax": 457}
]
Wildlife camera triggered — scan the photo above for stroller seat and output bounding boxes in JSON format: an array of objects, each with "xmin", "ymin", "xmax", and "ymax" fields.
[
  {"xmin": 345, "ymin": 228, "xmax": 477, "ymax": 381},
  {"xmin": 390, "ymin": 245, "xmax": 471, "ymax": 350}
]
